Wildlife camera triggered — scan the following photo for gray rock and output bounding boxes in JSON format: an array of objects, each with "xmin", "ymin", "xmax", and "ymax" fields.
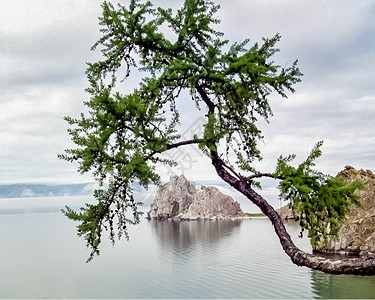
[
  {"xmin": 147, "ymin": 175, "xmax": 244, "ymax": 220},
  {"xmin": 314, "ymin": 166, "xmax": 375, "ymax": 255},
  {"xmin": 276, "ymin": 204, "xmax": 295, "ymax": 220},
  {"xmin": 147, "ymin": 175, "xmax": 195, "ymax": 220},
  {"xmin": 315, "ymin": 166, "xmax": 375, "ymax": 256},
  {"xmin": 276, "ymin": 165, "xmax": 375, "ymax": 256}
]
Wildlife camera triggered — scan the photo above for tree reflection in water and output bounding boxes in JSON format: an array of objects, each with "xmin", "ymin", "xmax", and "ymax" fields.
[{"xmin": 311, "ymin": 267, "xmax": 375, "ymax": 298}]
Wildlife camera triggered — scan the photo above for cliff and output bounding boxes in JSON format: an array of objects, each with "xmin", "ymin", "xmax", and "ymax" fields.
[
  {"xmin": 314, "ymin": 166, "xmax": 375, "ymax": 256},
  {"xmin": 277, "ymin": 166, "xmax": 375, "ymax": 256},
  {"xmin": 147, "ymin": 175, "xmax": 244, "ymax": 220}
]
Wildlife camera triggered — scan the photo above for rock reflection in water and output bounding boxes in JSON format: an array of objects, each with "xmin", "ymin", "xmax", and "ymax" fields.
[{"xmin": 150, "ymin": 219, "xmax": 242, "ymax": 254}]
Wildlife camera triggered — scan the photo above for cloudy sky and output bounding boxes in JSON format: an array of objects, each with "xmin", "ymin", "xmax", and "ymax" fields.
[{"xmin": 1, "ymin": 0, "xmax": 375, "ymax": 193}]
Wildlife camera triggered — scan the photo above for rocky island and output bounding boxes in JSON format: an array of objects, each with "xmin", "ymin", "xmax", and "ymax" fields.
[{"xmin": 147, "ymin": 175, "xmax": 244, "ymax": 220}]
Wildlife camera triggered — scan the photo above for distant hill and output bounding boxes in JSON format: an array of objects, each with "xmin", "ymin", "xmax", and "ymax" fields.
[
  {"xmin": 0, "ymin": 180, "xmax": 266, "ymax": 212},
  {"xmin": 0, "ymin": 183, "xmax": 99, "ymax": 198}
]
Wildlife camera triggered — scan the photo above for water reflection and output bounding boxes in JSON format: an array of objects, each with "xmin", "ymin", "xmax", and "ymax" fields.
[
  {"xmin": 150, "ymin": 219, "xmax": 242, "ymax": 257},
  {"xmin": 149, "ymin": 218, "xmax": 318, "ymax": 298},
  {"xmin": 311, "ymin": 270, "xmax": 375, "ymax": 299},
  {"xmin": 1, "ymin": 196, "xmax": 374, "ymax": 299}
]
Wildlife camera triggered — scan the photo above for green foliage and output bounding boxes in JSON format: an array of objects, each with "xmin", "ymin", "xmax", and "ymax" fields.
[
  {"xmin": 62, "ymin": 181, "xmax": 143, "ymax": 262},
  {"xmin": 275, "ymin": 141, "xmax": 363, "ymax": 246},
  {"xmin": 83, "ymin": 0, "xmax": 302, "ymax": 167},
  {"xmin": 60, "ymin": 0, "xmax": 310, "ymax": 260}
]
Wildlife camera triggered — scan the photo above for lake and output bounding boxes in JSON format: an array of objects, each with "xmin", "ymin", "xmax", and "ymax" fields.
[{"xmin": 0, "ymin": 196, "xmax": 374, "ymax": 298}]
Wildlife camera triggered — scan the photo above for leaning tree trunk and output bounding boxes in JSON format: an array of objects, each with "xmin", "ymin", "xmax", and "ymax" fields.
[{"xmin": 211, "ymin": 155, "xmax": 375, "ymax": 275}]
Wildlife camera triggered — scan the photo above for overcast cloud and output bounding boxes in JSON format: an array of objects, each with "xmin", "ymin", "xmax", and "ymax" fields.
[{"xmin": 1, "ymin": 0, "xmax": 374, "ymax": 190}]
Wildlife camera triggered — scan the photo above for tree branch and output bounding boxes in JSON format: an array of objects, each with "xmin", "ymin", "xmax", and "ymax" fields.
[
  {"xmin": 196, "ymin": 85, "xmax": 215, "ymax": 114},
  {"xmin": 166, "ymin": 139, "xmax": 203, "ymax": 151},
  {"xmin": 211, "ymin": 152, "xmax": 375, "ymax": 275},
  {"xmin": 247, "ymin": 172, "xmax": 282, "ymax": 181},
  {"xmin": 221, "ymin": 160, "xmax": 243, "ymax": 181}
]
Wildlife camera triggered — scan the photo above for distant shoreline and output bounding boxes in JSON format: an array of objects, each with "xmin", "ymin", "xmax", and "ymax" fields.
[
  {"xmin": 243, "ymin": 212, "xmax": 266, "ymax": 218},
  {"xmin": 145, "ymin": 212, "xmax": 268, "ymax": 221}
]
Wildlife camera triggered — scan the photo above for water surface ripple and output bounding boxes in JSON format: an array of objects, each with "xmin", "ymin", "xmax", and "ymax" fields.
[{"xmin": 1, "ymin": 197, "xmax": 375, "ymax": 298}]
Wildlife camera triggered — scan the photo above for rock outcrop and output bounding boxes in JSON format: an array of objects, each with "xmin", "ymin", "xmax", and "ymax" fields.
[
  {"xmin": 277, "ymin": 166, "xmax": 375, "ymax": 256},
  {"xmin": 314, "ymin": 166, "xmax": 375, "ymax": 256},
  {"xmin": 147, "ymin": 175, "xmax": 196, "ymax": 220},
  {"xmin": 147, "ymin": 175, "xmax": 244, "ymax": 220},
  {"xmin": 276, "ymin": 204, "xmax": 295, "ymax": 220}
]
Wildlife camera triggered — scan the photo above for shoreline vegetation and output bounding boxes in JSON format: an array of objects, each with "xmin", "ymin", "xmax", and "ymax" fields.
[{"xmin": 243, "ymin": 212, "xmax": 266, "ymax": 218}]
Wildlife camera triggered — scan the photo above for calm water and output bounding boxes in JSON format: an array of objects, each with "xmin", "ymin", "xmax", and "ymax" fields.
[{"xmin": 0, "ymin": 196, "xmax": 375, "ymax": 299}]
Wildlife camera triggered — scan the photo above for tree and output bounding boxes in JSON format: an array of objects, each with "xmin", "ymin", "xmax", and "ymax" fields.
[{"xmin": 59, "ymin": 0, "xmax": 375, "ymax": 274}]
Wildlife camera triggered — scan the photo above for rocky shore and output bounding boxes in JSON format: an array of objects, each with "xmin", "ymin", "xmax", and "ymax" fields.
[
  {"xmin": 314, "ymin": 166, "xmax": 375, "ymax": 256},
  {"xmin": 277, "ymin": 166, "xmax": 375, "ymax": 256}
]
